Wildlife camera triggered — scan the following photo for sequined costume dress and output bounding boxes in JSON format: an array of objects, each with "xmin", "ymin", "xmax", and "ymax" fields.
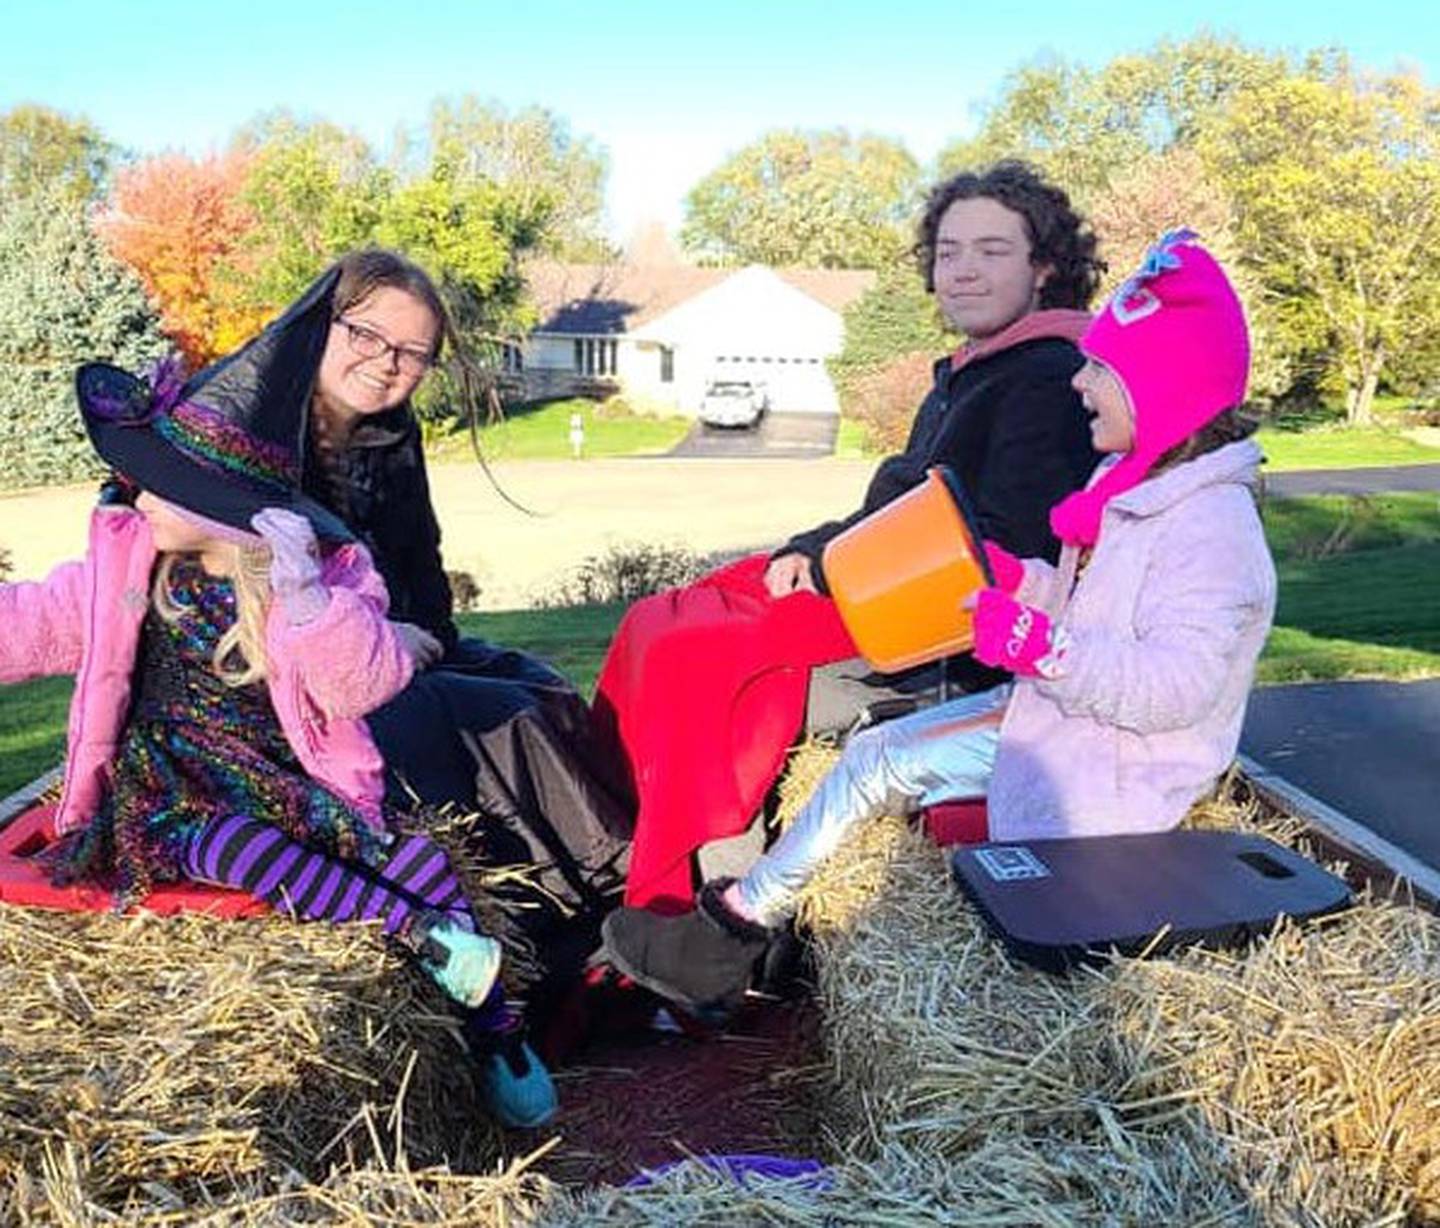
[{"xmin": 60, "ymin": 559, "xmax": 474, "ymax": 936}]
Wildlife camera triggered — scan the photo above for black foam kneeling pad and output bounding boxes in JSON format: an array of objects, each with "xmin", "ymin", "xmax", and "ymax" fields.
[{"xmin": 950, "ymin": 830, "xmax": 1351, "ymax": 974}]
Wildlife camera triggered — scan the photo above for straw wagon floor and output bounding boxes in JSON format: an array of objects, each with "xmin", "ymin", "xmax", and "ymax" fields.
[{"xmin": 2, "ymin": 753, "xmax": 1437, "ymax": 1224}]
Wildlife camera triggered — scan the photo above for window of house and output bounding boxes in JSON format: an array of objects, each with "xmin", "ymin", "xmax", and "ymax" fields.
[
  {"xmin": 502, "ymin": 343, "xmax": 523, "ymax": 373},
  {"xmin": 660, "ymin": 347, "xmax": 674, "ymax": 383},
  {"xmin": 573, "ymin": 337, "xmax": 619, "ymax": 376}
]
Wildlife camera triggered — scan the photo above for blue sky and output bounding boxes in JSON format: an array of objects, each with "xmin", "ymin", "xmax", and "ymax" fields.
[{"xmin": 4, "ymin": 1, "xmax": 1434, "ymax": 242}]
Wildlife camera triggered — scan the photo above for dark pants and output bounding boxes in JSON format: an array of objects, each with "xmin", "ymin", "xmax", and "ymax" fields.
[{"xmin": 367, "ymin": 638, "xmax": 635, "ymax": 1021}]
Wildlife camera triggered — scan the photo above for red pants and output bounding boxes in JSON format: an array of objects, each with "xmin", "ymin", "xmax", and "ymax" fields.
[{"xmin": 593, "ymin": 554, "xmax": 856, "ymax": 911}]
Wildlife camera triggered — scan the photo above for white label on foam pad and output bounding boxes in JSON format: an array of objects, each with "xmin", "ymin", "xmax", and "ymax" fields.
[{"xmin": 974, "ymin": 846, "xmax": 1051, "ymax": 882}]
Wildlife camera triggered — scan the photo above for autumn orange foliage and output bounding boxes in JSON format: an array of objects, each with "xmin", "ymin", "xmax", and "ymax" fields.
[{"xmin": 97, "ymin": 150, "xmax": 269, "ymax": 366}]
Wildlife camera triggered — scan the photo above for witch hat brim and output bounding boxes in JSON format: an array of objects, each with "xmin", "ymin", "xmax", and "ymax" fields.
[
  {"xmin": 77, "ymin": 361, "xmax": 353, "ymax": 546},
  {"xmin": 76, "ymin": 267, "xmax": 353, "ymax": 545}
]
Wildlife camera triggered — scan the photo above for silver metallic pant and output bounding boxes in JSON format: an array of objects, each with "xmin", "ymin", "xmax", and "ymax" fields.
[{"xmin": 737, "ymin": 685, "xmax": 1010, "ymax": 926}]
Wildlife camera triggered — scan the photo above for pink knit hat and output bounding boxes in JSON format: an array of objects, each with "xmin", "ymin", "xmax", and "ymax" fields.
[{"xmin": 1049, "ymin": 230, "xmax": 1249, "ymax": 546}]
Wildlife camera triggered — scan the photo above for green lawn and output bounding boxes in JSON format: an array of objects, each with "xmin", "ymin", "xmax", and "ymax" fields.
[
  {"xmin": 1258, "ymin": 493, "xmax": 1440, "ymax": 683},
  {"xmin": 0, "ymin": 675, "xmax": 73, "ymax": 797},
  {"xmin": 1257, "ymin": 425, "xmax": 1440, "ymax": 472},
  {"xmin": 425, "ymin": 398, "xmax": 692, "ymax": 463},
  {"xmin": 832, "ymin": 417, "xmax": 872, "ymax": 459},
  {"xmin": 1262, "ymin": 493, "xmax": 1440, "ymax": 558},
  {"xmin": 454, "ymin": 603, "xmax": 624, "ymax": 695}
]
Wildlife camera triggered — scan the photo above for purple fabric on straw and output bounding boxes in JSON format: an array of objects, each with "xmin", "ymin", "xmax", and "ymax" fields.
[{"xmin": 625, "ymin": 1154, "xmax": 829, "ymax": 1190}]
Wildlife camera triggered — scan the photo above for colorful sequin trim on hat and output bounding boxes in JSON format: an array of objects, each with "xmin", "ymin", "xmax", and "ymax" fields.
[{"xmin": 154, "ymin": 399, "xmax": 299, "ymax": 489}]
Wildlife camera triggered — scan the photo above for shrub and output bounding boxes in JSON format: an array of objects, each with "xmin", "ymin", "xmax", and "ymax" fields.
[
  {"xmin": 0, "ymin": 544, "xmax": 11, "ymax": 581},
  {"xmin": 841, "ymin": 351, "xmax": 936, "ymax": 454},
  {"xmin": 446, "ymin": 569, "xmax": 482, "ymax": 612},
  {"xmin": 828, "ymin": 265, "xmax": 949, "ymax": 457},
  {"xmin": 537, "ymin": 542, "xmax": 709, "ymax": 607}
]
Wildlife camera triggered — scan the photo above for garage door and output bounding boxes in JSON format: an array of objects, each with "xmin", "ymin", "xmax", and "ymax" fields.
[{"xmin": 711, "ymin": 355, "xmax": 838, "ymax": 415}]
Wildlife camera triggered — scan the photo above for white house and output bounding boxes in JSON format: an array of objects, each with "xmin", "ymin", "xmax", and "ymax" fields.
[{"xmin": 517, "ymin": 260, "xmax": 875, "ymax": 417}]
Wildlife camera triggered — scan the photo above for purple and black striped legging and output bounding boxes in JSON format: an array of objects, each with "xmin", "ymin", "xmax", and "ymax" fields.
[{"xmin": 182, "ymin": 815, "xmax": 474, "ymax": 936}]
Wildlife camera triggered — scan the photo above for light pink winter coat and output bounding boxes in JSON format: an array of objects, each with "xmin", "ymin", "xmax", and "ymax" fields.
[
  {"xmin": 0, "ymin": 507, "xmax": 415, "ymax": 836},
  {"xmin": 987, "ymin": 439, "xmax": 1276, "ymax": 839}
]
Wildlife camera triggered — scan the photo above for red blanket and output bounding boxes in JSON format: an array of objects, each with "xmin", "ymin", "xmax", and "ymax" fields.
[{"xmin": 593, "ymin": 553, "xmax": 856, "ymax": 911}]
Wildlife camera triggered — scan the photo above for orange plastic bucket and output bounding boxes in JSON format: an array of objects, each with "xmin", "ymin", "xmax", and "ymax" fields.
[{"xmin": 821, "ymin": 466, "xmax": 993, "ymax": 673}]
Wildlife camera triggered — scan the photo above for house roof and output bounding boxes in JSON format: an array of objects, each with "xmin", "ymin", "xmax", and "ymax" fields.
[
  {"xmin": 525, "ymin": 263, "xmax": 728, "ymax": 335},
  {"xmin": 525, "ymin": 262, "xmax": 877, "ymax": 336},
  {"xmin": 773, "ymin": 268, "xmax": 879, "ymax": 314}
]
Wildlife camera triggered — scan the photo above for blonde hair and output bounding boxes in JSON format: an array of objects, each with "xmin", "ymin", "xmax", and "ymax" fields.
[{"xmin": 152, "ymin": 545, "xmax": 274, "ymax": 687}]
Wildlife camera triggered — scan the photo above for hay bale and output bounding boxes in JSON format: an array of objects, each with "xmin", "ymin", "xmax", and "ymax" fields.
[
  {"xmin": 3, "ymin": 1144, "xmax": 563, "ymax": 1227},
  {"xmin": 4, "ymin": 738, "xmax": 1436, "ymax": 1225},
  {"xmin": 0, "ymin": 902, "xmax": 511, "ymax": 1222},
  {"xmin": 1106, "ymin": 900, "xmax": 1440, "ymax": 1222},
  {"xmin": 772, "ymin": 742, "xmax": 1440, "ymax": 1224}
]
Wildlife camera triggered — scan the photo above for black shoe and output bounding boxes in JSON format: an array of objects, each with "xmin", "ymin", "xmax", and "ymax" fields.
[
  {"xmin": 751, "ymin": 923, "xmax": 814, "ymax": 1000},
  {"xmin": 600, "ymin": 879, "xmax": 775, "ymax": 1016}
]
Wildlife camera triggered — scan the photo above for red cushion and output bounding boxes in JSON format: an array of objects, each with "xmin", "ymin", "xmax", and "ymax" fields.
[
  {"xmin": 0, "ymin": 803, "xmax": 265, "ymax": 918},
  {"xmin": 922, "ymin": 798, "xmax": 989, "ymax": 847}
]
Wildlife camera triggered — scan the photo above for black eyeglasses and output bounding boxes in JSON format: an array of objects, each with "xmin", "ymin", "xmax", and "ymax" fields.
[{"xmin": 335, "ymin": 318, "xmax": 436, "ymax": 378}]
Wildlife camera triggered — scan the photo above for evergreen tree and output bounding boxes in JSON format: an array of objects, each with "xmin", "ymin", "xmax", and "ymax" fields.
[{"xmin": 0, "ymin": 188, "xmax": 168, "ymax": 488}]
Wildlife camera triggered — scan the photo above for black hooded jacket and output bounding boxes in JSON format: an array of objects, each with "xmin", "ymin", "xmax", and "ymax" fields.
[
  {"xmin": 783, "ymin": 337, "xmax": 1100, "ymax": 586},
  {"xmin": 302, "ymin": 406, "xmax": 459, "ymax": 653}
]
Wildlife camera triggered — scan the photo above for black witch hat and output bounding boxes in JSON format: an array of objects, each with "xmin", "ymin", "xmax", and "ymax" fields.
[{"xmin": 76, "ymin": 268, "xmax": 352, "ymax": 543}]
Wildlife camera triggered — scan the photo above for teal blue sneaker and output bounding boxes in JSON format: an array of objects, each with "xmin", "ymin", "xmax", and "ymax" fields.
[
  {"xmin": 411, "ymin": 914, "xmax": 502, "ymax": 1008},
  {"xmin": 478, "ymin": 1033, "xmax": 558, "ymax": 1128}
]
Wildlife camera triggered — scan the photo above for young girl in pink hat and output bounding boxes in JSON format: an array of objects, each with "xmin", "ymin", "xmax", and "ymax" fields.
[{"xmin": 601, "ymin": 230, "xmax": 1279, "ymax": 1014}]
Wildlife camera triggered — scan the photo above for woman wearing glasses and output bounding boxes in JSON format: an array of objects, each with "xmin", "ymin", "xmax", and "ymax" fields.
[{"xmin": 182, "ymin": 250, "xmax": 633, "ymax": 1048}]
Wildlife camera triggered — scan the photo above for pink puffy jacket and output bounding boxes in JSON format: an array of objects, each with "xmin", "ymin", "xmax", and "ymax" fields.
[
  {"xmin": 988, "ymin": 439, "xmax": 1277, "ymax": 839},
  {"xmin": 0, "ymin": 507, "xmax": 415, "ymax": 835}
]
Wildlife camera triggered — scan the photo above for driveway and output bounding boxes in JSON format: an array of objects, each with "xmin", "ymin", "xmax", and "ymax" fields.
[
  {"xmin": 667, "ymin": 411, "xmax": 838, "ymax": 459},
  {"xmin": 1266, "ymin": 463, "xmax": 1440, "ymax": 497},
  {"xmin": 0, "ymin": 456, "xmax": 879, "ymax": 611}
]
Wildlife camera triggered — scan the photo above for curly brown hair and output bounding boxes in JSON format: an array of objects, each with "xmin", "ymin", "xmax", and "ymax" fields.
[
  {"xmin": 915, "ymin": 160, "xmax": 1104, "ymax": 309},
  {"xmin": 1152, "ymin": 404, "xmax": 1261, "ymax": 474}
]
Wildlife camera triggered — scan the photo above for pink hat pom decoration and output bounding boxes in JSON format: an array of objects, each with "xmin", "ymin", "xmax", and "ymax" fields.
[{"xmin": 1049, "ymin": 229, "xmax": 1250, "ymax": 547}]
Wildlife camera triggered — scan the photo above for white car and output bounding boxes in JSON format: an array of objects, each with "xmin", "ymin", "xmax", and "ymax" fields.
[{"xmin": 700, "ymin": 379, "xmax": 769, "ymax": 429}]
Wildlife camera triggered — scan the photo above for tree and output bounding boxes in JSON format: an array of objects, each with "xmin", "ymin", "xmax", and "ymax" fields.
[
  {"xmin": 0, "ymin": 104, "xmax": 113, "ymax": 205},
  {"xmin": 97, "ymin": 149, "xmax": 268, "ymax": 366},
  {"xmin": 829, "ymin": 264, "xmax": 954, "ymax": 449},
  {"xmin": 682, "ymin": 128, "xmax": 921, "ymax": 268},
  {"xmin": 385, "ymin": 169, "xmax": 544, "ymax": 314},
  {"xmin": 231, "ymin": 114, "xmax": 387, "ymax": 310},
  {"xmin": 233, "ymin": 112, "xmax": 548, "ymax": 329},
  {"xmin": 1087, "ymin": 146, "xmax": 1292, "ymax": 400},
  {"xmin": 938, "ymin": 35, "xmax": 1288, "ymax": 209},
  {"xmin": 0, "ymin": 188, "xmax": 168, "ymax": 489},
  {"xmin": 221, "ymin": 112, "xmax": 558, "ymax": 423},
  {"xmin": 1200, "ymin": 66, "xmax": 1440, "ymax": 423},
  {"xmin": 425, "ymin": 96, "xmax": 612, "ymax": 260}
]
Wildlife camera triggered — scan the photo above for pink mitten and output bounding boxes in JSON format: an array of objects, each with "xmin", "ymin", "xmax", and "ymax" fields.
[
  {"xmin": 972, "ymin": 589, "xmax": 1069, "ymax": 679},
  {"xmin": 251, "ymin": 508, "xmax": 328, "ymax": 625},
  {"xmin": 981, "ymin": 540, "xmax": 1025, "ymax": 594}
]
